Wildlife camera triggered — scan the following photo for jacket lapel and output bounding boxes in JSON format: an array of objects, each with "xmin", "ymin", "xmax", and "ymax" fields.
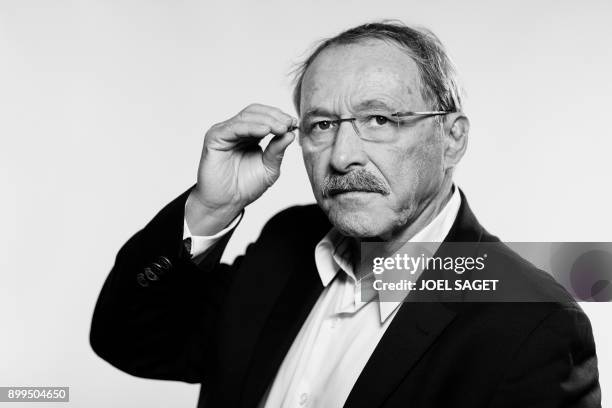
[
  {"xmin": 238, "ymin": 209, "xmax": 330, "ymax": 407},
  {"xmin": 344, "ymin": 190, "xmax": 486, "ymax": 407},
  {"xmin": 343, "ymin": 301, "xmax": 456, "ymax": 408},
  {"xmin": 239, "ymin": 259, "xmax": 324, "ymax": 407}
]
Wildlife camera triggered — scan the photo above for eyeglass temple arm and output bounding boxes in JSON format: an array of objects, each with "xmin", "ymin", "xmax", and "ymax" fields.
[{"xmin": 391, "ymin": 110, "xmax": 453, "ymax": 117}]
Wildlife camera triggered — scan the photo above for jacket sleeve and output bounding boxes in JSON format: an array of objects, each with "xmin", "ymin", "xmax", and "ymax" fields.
[
  {"xmin": 488, "ymin": 305, "xmax": 601, "ymax": 408},
  {"xmin": 89, "ymin": 187, "xmax": 240, "ymax": 383}
]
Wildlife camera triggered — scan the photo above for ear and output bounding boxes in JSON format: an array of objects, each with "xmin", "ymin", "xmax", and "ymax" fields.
[{"xmin": 442, "ymin": 112, "xmax": 469, "ymax": 170}]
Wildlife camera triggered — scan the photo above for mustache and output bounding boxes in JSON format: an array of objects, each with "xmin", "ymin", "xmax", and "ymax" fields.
[{"xmin": 321, "ymin": 169, "xmax": 390, "ymax": 197}]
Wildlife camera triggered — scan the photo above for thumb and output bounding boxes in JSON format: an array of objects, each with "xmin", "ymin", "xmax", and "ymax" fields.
[{"xmin": 262, "ymin": 131, "xmax": 295, "ymax": 177}]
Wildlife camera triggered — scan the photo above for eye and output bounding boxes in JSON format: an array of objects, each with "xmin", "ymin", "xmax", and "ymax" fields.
[
  {"xmin": 371, "ymin": 115, "xmax": 390, "ymax": 126},
  {"xmin": 313, "ymin": 120, "xmax": 333, "ymax": 131}
]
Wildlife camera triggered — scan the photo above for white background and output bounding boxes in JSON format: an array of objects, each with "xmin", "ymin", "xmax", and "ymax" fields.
[{"xmin": 1, "ymin": 1, "xmax": 610, "ymax": 406}]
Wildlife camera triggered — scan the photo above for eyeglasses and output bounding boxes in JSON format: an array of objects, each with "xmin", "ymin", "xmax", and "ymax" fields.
[{"xmin": 294, "ymin": 110, "xmax": 452, "ymax": 146}]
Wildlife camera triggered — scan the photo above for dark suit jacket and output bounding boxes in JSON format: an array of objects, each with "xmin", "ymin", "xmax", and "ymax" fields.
[{"xmin": 90, "ymin": 188, "xmax": 601, "ymax": 407}]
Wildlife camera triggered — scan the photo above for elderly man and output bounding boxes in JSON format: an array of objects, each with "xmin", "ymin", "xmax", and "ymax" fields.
[{"xmin": 90, "ymin": 22, "xmax": 601, "ymax": 407}]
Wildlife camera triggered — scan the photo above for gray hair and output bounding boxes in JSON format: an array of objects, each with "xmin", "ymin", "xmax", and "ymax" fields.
[{"xmin": 291, "ymin": 20, "xmax": 464, "ymax": 115}]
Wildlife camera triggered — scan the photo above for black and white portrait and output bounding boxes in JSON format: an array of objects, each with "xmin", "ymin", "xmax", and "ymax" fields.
[{"xmin": 2, "ymin": 1, "xmax": 610, "ymax": 407}]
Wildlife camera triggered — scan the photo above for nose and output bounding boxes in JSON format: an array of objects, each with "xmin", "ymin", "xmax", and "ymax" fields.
[{"xmin": 329, "ymin": 120, "xmax": 368, "ymax": 173}]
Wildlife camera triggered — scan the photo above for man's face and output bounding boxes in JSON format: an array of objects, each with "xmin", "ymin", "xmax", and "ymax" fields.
[{"xmin": 300, "ymin": 40, "xmax": 448, "ymax": 238}]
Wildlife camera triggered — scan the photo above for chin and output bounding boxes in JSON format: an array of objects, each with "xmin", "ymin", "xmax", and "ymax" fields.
[{"xmin": 325, "ymin": 203, "xmax": 394, "ymax": 238}]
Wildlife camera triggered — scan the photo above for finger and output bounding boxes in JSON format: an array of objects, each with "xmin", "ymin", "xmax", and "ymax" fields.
[
  {"xmin": 234, "ymin": 111, "xmax": 293, "ymax": 136},
  {"xmin": 241, "ymin": 103, "xmax": 297, "ymax": 128},
  {"xmin": 225, "ymin": 121, "xmax": 271, "ymax": 139},
  {"xmin": 262, "ymin": 131, "xmax": 295, "ymax": 176},
  {"xmin": 206, "ymin": 121, "xmax": 272, "ymax": 150}
]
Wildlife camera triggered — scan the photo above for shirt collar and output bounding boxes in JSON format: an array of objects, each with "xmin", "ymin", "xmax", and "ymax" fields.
[{"xmin": 314, "ymin": 185, "xmax": 462, "ymax": 323}]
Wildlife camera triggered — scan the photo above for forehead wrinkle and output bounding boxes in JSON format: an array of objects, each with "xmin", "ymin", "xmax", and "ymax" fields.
[
  {"xmin": 300, "ymin": 41, "xmax": 425, "ymax": 116},
  {"xmin": 304, "ymin": 75, "xmax": 416, "ymax": 115},
  {"xmin": 350, "ymin": 97, "xmax": 403, "ymax": 113}
]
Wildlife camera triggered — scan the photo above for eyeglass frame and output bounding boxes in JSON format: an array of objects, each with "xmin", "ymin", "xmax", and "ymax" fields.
[{"xmin": 289, "ymin": 110, "xmax": 454, "ymax": 136}]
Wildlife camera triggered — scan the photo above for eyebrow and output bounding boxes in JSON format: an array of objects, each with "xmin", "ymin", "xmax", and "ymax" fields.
[
  {"xmin": 301, "ymin": 108, "xmax": 335, "ymax": 121},
  {"xmin": 353, "ymin": 99, "xmax": 397, "ymax": 112},
  {"xmin": 301, "ymin": 99, "xmax": 398, "ymax": 121}
]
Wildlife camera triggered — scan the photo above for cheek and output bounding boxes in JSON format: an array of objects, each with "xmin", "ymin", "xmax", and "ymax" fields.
[
  {"xmin": 376, "ymin": 136, "xmax": 444, "ymax": 198},
  {"xmin": 302, "ymin": 149, "xmax": 327, "ymax": 189}
]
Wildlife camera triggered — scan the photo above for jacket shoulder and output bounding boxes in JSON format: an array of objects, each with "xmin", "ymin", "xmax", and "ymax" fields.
[
  {"xmin": 482, "ymin": 242, "xmax": 579, "ymax": 308},
  {"xmin": 258, "ymin": 203, "xmax": 330, "ymax": 241}
]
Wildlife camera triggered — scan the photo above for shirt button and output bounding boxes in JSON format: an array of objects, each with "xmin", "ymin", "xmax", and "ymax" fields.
[
  {"xmin": 299, "ymin": 393, "xmax": 308, "ymax": 406},
  {"xmin": 330, "ymin": 317, "xmax": 340, "ymax": 328}
]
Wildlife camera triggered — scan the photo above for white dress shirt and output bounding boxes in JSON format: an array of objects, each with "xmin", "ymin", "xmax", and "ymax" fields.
[{"xmin": 184, "ymin": 187, "xmax": 461, "ymax": 408}]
